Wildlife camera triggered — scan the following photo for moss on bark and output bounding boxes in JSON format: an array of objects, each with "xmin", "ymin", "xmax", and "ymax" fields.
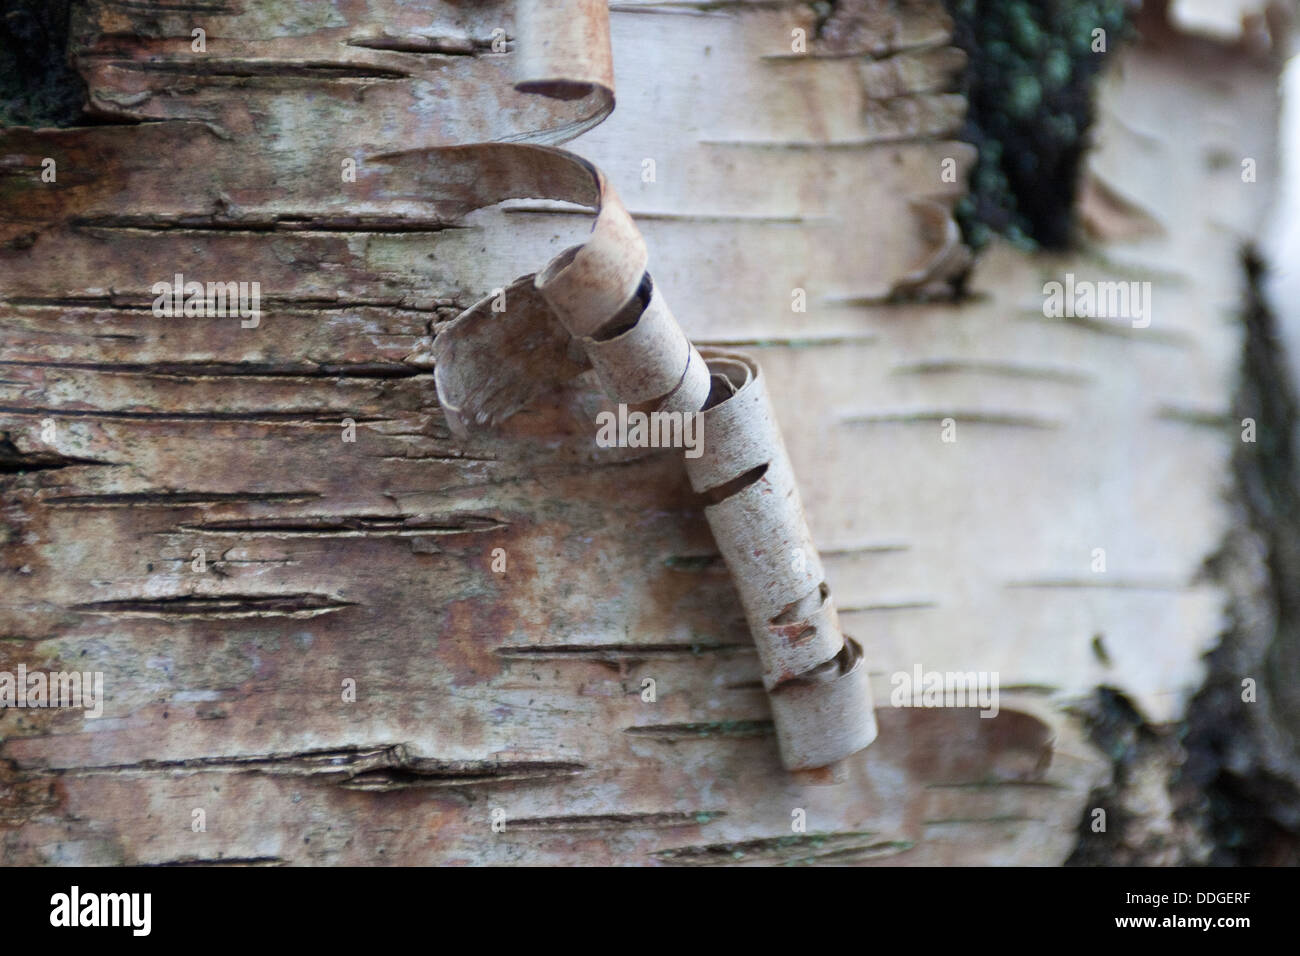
[
  {"xmin": 944, "ymin": 0, "xmax": 1131, "ymax": 250},
  {"xmin": 0, "ymin": 0, "xmax": 85, "ymax": 128}
]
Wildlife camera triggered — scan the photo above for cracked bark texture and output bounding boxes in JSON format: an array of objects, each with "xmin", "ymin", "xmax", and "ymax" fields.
[{"xmin": 0, "ymin": 0, "xmax": 1284, "ymax": 865}]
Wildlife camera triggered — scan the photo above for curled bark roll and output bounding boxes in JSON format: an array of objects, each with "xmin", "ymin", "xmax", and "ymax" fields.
[
  {"xmin": 688, "ymin": 351, "xmax": 876, "ymax": 768},
  {"xmin": 768, "ymin": 638, "xmax": 875, "ymax": 771},
  {"xmin": 512, "ymin": 0, "xmax": 616, "ymax": 144},
  {"xmin": 584, "ymin": 278, "xmax": 708, "ymax": 409},
  {"xmin": 423, "ymin": 0, "xmax": 877, "ymax": 770},
  {"xmin": 430, "ymin": 186, "xmax": 876, "ymax": 769}
]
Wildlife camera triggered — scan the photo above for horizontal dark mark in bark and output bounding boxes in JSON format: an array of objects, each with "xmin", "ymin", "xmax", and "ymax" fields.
[
  {"xmin": 103, "ymin": 1, "xmax": 237, "ymax": 12},
  {"xmin": 501, "ymin": 811, "xmax": 727, "ymax": 831},
  {"xmin": 34, "ymin": 745, "xmax": 590, "ymax": 794},
  {"xmin": 699, "ymin": 133, "xmax": 961, "ymax": 150},
  {"xmin": 36, "ymin": 744, "xmax": 408, "ymax": 778},
  {"xmin": 840, "ymin": 410, "xmax": 1060, "ymax": 429},
  {"xmin": 651, "ymin": 831, "xmax": 910, "ymax": 866},
  {"xmin": 176, "ymin": 514, "xmax": 506, "ymax": 537},
  {"xmin": 70, "ymin": 214, "xmax": 460, "ymax": 234},
  {"xmin": 922, "ymin": 815, "xmax": 1045, "ymax": 826},
  {"xmin": 925, "ymin": 780, "xmax": 1068, "ymax": 791},
  {"xmin": 795, "ymin": 842, "xmax": 919, "ymax": 863},
  {"xmin": 3, "ymin": 295, "xmax": 445, "ymax": 313},
  {"xmin": 829, "ymin": 292, "xmax": 966, "ymax": 308},
  {"xmin": 821, "ymin": 290, "xmax": 967, "ymax": 308},
  {"xmin": 98, "ymin": 58, "xmax": 413, "ymax": 80},
  {"xmin": 607, "ymin": 1, "xmax": 793, "ymax": 17},
  {"xmin": 372, "ymin": 452, "xmax": 499, "ymax": 464},
  {"xmin": 1155, "ymin": 404, "xmax": 1234, "ymax": 427},
  {"xmin": 663, "ymin": 554, "xmax": 725, "ymax": 571},
  {"xmin": 503, "ymin": 204, "xmax": 824, "ymax": 225},
  {"xmin": 1003, "ymin": 578, "xmax": 1187, "ymax": 591},
  {"xmin": 376, "ymin": 429, "xmax": 453, "ymax": 441},
  {"xmin": 70, "ymin": 593, "xmax": 357, "ymax": 619},
  {"xmin": 838, "ymin": 600, "xmax": 938, "ymax": 612},
  {"xmin": 212, "ymin": 556, "xmax": 296, "ymax": 568},
  {"xmin": 0, "ymin": 296, "xmax": 155, "ymax": 311},
  {"xmin": 342, "ymin": 760, "xmax": 588, "ymax": 792},
  {"xmin": 0, "ymin": 437, "xmax": 118, "ymax": 474},
  {"xmin": 43, "ymin": 490, "xmax": 320, "ymax": 508},
  {"xmin": 761, "ymin": 48, "xmax": 952, "ymax": 63},
  {"xmin": 5, "ymin": 333, "xmax": 141, "ymax": 345},
  {"xmin": 345, "ymin": 35, "xmax": 500, "ymax": 56},
  {"xmin": 0, "ymin": 360, "xmax": 427, "ymax": 379},
  {"xmin": 818, "ymin": 542, "xmax": 911, "ymax": 556},
  {"xmin": 495, "ymin": 641, "xmax": 751, "ymax": 661},
  {"xmin": 0, "ymin": 167, "xmax": 57, "ymax": 182},
  {"xmin": 890, "ymin": 359, "xmax": 1094, "ymax": 385},
  {"xmin": 624, "ymin": 720, "xmax": 774, "ymax": 739},
  {"xmin": 141, "ymin": 857, "xmax": 286, "ymax": 867},
  {"xmin": 692, "ymin": 334, "xmax": 880, "ymax": 348},
  {"xmin": 1018, "ymin": 311, "xmax": 1194, "ymax": 346},
  {"xmin": 0, "ymin": 406, "xmax": 392, "ymax": 424},
  {"xmin": 999, "ymin": 684, "xmax": 1058, "ymax": 695}
]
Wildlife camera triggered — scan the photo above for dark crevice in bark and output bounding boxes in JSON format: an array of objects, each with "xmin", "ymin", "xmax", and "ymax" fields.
[
  {"xmin": 0, "ymin": 0, "xmax": 87, "ymax": 127},
  {"xmin": 35, "ymin": 745, "xmax": 592, "ymax": 797},
  {"xmin": 5, "ymin": 295, "xmax": 447, "ymax": 313},
  {"xmin": 69, "ymin": 214, "xmax": 461, "ymax": 233},
  {"xmin": 498, "ymin": 811, "xmax": 728, "ymax": 831},
  {"xmin": 1179, "ymin": 248, "xmax": 1300, "ymax": 865},
  {"xmin": 0, "ymin": 406, "xmax": 392, "ymax": 424},
  {"xmin": 0, "ymin": 431, "xmax": 114, "ymax": 473},
  {"xmin": 141, "ymin": 857, "xmax": 285, "ymax": 866},
  {"xmin": 624, "ymin": 720, "xmax": 775, "ymax": 739},
  {"xmin": 654, "ymin": 830, "xmax": 908, "ymax": 864},
  {"xmin": 0, "ymin": 360, "xmax": 427, "ymax": 379},
  {"xmin": 345, "ymin": 34, "xmax": 505, "ymax": 56},
  {"xmin": 494, "ymin": 641, "xmax": 751, "ymax": 660},
  {"xmin": 342, "ymin": 760, "xmax": 588, "ymax": 792},
  {"xmin": 38, "ymin": 744, "xmax": 408, "ymax": 778},
  {"xmin": 1064, "ymin": 687, "xmax": 1206, "ymax": 865},
  {"xmin": 1067, "ymin": 249, "xmax": 1300, "ymax": 866},
  {"xmin": 70, "ymin": 593, "xmax": 358, "ymax": 618},
  {"xmin": 99, "ymin": 59, "xmax": 411, "ymax": 79},
  {"xmin": 177, "ymin": 514, "xmax": 507, "ymax": 536}
]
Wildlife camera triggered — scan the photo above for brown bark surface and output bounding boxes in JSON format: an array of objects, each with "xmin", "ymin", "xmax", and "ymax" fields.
[{"xmin": 1, "ymin": 1, "xmax": 1279, "ymax": 864}]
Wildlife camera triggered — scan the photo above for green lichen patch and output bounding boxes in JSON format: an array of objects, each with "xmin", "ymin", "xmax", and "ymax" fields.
[{"xmin": 945, "ymin": 0, "xmax": 1132, "ymax": 251}]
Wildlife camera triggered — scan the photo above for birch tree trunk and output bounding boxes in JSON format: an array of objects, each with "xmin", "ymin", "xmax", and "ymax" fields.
[{"xmin": 0, "ymin": 0, "xmax": 1286, "ymax": 864}]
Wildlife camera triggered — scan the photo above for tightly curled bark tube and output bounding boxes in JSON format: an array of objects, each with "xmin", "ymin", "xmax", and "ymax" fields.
[
  {"xmin": 570, "ymin": 287, "xmax": 709, "ymax": 421},
  {"xmin": 425, "ymin": 0, "xmax": 877, "ymax": 770},
  {"xmin": 768, "ymin": 637, "xmax": 876, "ymax": 771},
  {"xmin": 686, "ymin": 351, "xmax": 877, "ymax": 767},
  {"xmin": 582, "ymin": 277, "xmax": 709, "ymax": 410}
]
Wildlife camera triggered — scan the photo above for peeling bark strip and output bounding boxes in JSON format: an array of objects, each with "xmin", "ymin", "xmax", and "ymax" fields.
[
  {"xmin": 430, "ymin": 0, "xmax": 875, "ymax": 770},
  {"xmin": 7, "ymin": 0, "xmax": 1210, "ymax": 866}
]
